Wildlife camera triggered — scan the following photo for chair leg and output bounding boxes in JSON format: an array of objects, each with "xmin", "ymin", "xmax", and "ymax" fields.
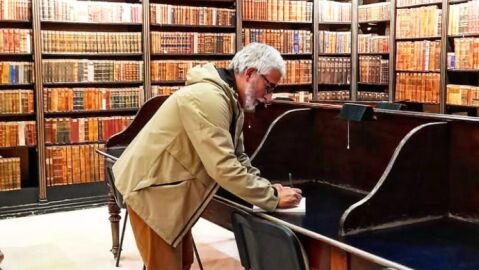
[
  {"xmin": 192, "ymin": 237, "xmax": 204, "ymax": 270},
  {"xmin": 116, "ymin": 209, "xmax": 129, "ymax": 267}
]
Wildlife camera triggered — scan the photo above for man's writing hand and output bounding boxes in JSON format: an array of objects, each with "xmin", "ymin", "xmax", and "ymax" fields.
[{"xmin": 276, "ymin": 185, "xmax": 302, "ymax": 208}]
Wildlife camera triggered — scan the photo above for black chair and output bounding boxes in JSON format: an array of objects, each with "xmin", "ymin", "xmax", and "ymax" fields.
[
  {"xmin": 97, "ymin": 150, "xmax": 204, "ymax": 270},
  {"xmin": 231, "ymin": 211, "xmax": 309, "ymax": 270}
]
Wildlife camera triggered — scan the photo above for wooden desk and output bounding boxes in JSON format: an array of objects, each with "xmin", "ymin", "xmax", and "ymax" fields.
[{"xmin": 104, "ymin": 97, "xmax": 479, "ymax": 269}]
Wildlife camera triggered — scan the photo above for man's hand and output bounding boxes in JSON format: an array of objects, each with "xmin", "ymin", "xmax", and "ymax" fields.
[{"xmin": 273, "ymin": 183, "xmax": 302, "ymax": 208}]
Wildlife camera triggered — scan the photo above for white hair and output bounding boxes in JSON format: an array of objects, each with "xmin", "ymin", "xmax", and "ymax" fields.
[{"xmin": 229, "ymin": 43, "xmax": 286, "ymax": 77}]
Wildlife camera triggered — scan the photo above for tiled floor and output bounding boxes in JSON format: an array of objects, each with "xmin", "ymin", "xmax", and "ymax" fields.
[{"xmin": 0, "ymin": 206, "xmax": 242, "ymax": 270}]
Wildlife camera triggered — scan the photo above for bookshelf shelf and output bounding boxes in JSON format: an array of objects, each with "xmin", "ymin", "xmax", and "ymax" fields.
[
  {"xmin": 358, "ymin": 52, "xmax": 389, "ymax": 56},
  {"xmin": 318, "ymin": 53, "xmax": 351, "ymax": 56},
  {"xmin": 396, "ymin": 70, "xmax": 440, "ymax": 73},
  {"xmin": 0, "ymin": 113, "xmax": 35, "ymax": 119},
  {"xmin": 0, "ymin": 83, "xmax": 34, "ymax": 89},
  {"xmin": 447, "ymin": 69, "xmax": 479, "ymax": 72},
  {"xmin": 281, "ymin": 53, "xmax": 313, "ymax": 59},
  {"xmin": 396, "ymin": 36, "xmax": 442, "ymax": 41},
  {"xmin": 242, "ymin": 20, "xmax": 313, "ymax": 30},
  {"xmin": 449, "ymin": 0, "xmax": 468, "ymax": 3},
  {"xmin": 447, "ymin": 33, "xmax": 479, "ymax": 39},
  {"xmin": 0, "ymin": 53, "xmax": 32, "ymax": 56},
  {"xmin": 150, "ymin": 24, "xmax": 236, "ymax": 32},
  {"xmin": 446, "ymin": 104, "xmax": 479, "ymax": 109},
  {"xmin": 358, "ymin": 19, "xmax": 390, "ymax": 24},
  {"xmin": 319, "ymin": 83, "xmax": 351, "ymax": 86},
  {"xmin": 152, "ymin": 80, "xmax": 185, "ymax": 85},
  {"xmin": 151, "ymin": 53, "xmax": 234, "ymax": 57},
  {"xmin": 319, "ymin": 21, "xmax": 351, "ymax": 26},
  {"xmin": 41, "ymin": 53, "xmax": 143, "ymax": 60},
  {"xmin": 40, "ymin": 20, "xmax": 143, "ymax": 27},
  {"xmin": 42, "ymin": 53, "xmax": 143, "ymax": 57},
  {"xmin": 399, "ymin": 100, "xmax": 440, "ymax": 105},
  {"xmin": 358, "ymin": 82, "xmax": 388, "ymax": 86},
  {"xmin": 46, "ymin": 142, "xmax": 107, "ymax": 147},
  {"xmin": 43, "ymin": 81, "xmax": 143, "ymax": 87},
  {"xmin": 396, "ymin": 1, "xmax": 442, "ymax": 9},
  {"xmin": 45, "ymin": 109, "xmax": 138, "ymax": 117}
]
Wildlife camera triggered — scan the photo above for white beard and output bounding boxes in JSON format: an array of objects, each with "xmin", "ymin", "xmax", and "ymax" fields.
[{"xmin": 244, "ymin": 84, "xmax": 258, "ymax": 112}]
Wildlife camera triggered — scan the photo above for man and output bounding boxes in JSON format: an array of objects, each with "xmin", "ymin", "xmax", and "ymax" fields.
[{"xmin": 112, "ymin": 43, "xmax": 303, "ymax": 270}]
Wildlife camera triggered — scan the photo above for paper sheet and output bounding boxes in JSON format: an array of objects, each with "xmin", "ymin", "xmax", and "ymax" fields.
[{"xmin": 253, "ymin": 198, "xmax": 306, "ymax": 214}]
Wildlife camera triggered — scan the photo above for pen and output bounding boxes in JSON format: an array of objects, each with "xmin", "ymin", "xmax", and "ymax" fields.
[{"xmin": 288, "ymin": 172, "xmax": 294, "ymax": 188}]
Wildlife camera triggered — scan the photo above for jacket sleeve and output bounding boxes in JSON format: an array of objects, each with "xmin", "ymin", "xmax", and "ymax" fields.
[
  {"xmin": 176, "ymin": 89, "xmax": 278, "ymax": 211},
  {"xmin": 235, "ymin": 133, "xmax": 261, "ymax": 176}
]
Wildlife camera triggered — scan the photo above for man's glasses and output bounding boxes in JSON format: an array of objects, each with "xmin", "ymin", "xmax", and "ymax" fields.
[{"xmin": 259, "ymin": 74, "xmax": 276, "ymax": 94}]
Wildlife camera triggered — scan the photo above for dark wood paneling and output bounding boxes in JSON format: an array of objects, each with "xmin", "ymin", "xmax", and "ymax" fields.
[
  {"xmin": 449, "ymin": 121, "xmax": 479, "ymax": 219},
  {"xmin": 341, "ymin": 123, "xmax": 450, "ymax": 233}
]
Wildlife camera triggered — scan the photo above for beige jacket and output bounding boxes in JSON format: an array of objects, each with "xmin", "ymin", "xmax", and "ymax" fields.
[{"xmin": 112, "ymin": 63, "xmax": 279, "ymax": 247}]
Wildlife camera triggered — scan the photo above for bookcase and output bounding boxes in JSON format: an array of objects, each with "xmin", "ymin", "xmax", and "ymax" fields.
[
  {"xmin": 241, "ymin": 0, "xmax": 314, "ymax": 101},
  {"xmin": 317, "ymin": 0, "xmax": 354, "ymax": 101},
  {"xmin": 357, "ymin": 0, "xmax": 393, "ymax": 101},
  {"xmin": 1, "ymin": 0, "xmax": 479, "ymax": 218},
  {"xmin": 445, "ymin": 0, "xmax": 479, "ymax": 116},
  {"xmin": 0, "ymin": 0, "xmax": 39, "ymax": 210},
  {"xmin": 149, "ymin": 0, "xmax": 237, "ymax": 98}
]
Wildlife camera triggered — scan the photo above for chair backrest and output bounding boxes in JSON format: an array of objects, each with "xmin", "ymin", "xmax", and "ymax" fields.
[
  {"xmin": 231, "ymin": 211, "xmax": 309, "ymax": 270},
  {"xmin": 96, "ymin": 149, "xmax": 125, "ymax": 210}
]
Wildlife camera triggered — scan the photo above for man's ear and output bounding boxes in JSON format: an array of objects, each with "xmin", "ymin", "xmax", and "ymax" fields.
[{"xmin": 244, "ymin": 67, "xmax": 256, "ymax": 81}]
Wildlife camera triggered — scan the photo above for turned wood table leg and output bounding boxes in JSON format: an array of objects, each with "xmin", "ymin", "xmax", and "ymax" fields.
[
  {"xmin": 107, "ymin": 183, "xmax": 121, "ymax": 258},
  {"xmin": 0, "ymin": 248, "xmax": 4, "ymax": 268}
]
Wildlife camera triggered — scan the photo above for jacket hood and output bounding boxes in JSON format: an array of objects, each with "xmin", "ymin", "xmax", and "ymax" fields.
[
  {"xmin": 186, "ymin": 63, "xmax": 240, "ymax": 117},
  {"xmin": 186, "ymin": 63, "xmax": 230, "ymax": 91}
]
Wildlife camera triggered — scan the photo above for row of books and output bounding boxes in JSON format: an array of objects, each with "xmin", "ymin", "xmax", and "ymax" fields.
[
  {"xmin": 318, "ymin": 57, "xmax": 351, "ymax": 85},
  {"xmin": 41, "ymin": 31, "xmax": 141, "ymax": 54},
  {"xmin": 317, "ymin": 0, "xmax": 351, "ymax": 23},
  {"xmin": 0, "ymin": 157, "xmax": 20, "ymax": 192},
  {"xmin": 45, "ymin": 116, "xmax": 134, "ymax": 145},
  {"xmin": 152, "ymin": 86, "xmax": 180, "ymax": 97},
  {"xmin": 447, "ymin": 38, "xmax": 479, "ymax": 70},
  {"xmin": 317, "ymin": 90, "xmax": 350, "ymax": 100},
  {"xmin": 46, "ymin": 144, "xmax": 105, "ymax": 186},
  {"xmin": 359, "ymin": 56, "xmax": 389, "ymax": 84},
  {"xmin": 396, "ymin": 40, "xmax": 441, "ymax": 71},
  {"xmin": 0, "ymin": 29, "xmax": 31, "ymax": 54},
  {"xmin": 42, "ymin": 60, "xmax": 143, "ymax": 83},
  {"xmin": 150, "ymin": 4, "xmax": 234, "ymax": 26},
  {"xmin": 447, "ymin": 84, "xmax": 479, "ymax": 107},
  {"xmin": 243, "ymin": 28, "xmax": 312, "ymax": 54},
  {"xmin": 358, "ymin": 2, "xmax": 390, "ymax": 22},
  {"xmin": 0, "ymin": 0, "xmax": 30, "ymax": 21},
  {"xmin": 448, "ymin": 1, "xmax": 479, "ymax": 36},
  {"xmin": 242, "ymin": 0, "xmax": 312, "ymax": 22},
  {"xmin": 0, "ymin": 62, "xmax": 34, "ymax": 84},
  {"xmin": 318, "ymin": 31, "xmax": 351, "ymax": 54},
  {"xmin": 358, "ymin": 91, "xmax": 389, "ymax": 101},
  {"xmin": 395, "ymin": 72, "xmax": 440, "ymax": 103},
  {"xmin": 358, "ymin": 34, "xmax": 389, "ymax": 54},
  {"xmin": 397, "ymin": 0, "xmax": 441, "ymax": 8},
  {"xmin": 288, "ymin": 91, "xmax": 313, "ymax": 103},
  {"xmin": 44, "ymin": 87, "xmax": 141, "ymax": 113},
  {"xmin": 281, "ymin": 60, "xmax": 312, "ymax": 84},
  {"xmin": 0, "ymin": 90, "xmax": 33, "ymax": 114},
  {"xmin": 396, "ymin": 6, "xmax": 442, "ymax": 38},
  {"xmin": 151, "ymin": 32, "xmax": 235, "ymax": 54},
  {"xmin": 0, "ymin": 121, "xmax": 36, "ymax": 147},
  {"xmin": 41, "ymin": 0, "xmax": 142, "ymax": 24},
  {"xmin": 151, "ymin": 60, "xmax": 230, "ymax": 81}
]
